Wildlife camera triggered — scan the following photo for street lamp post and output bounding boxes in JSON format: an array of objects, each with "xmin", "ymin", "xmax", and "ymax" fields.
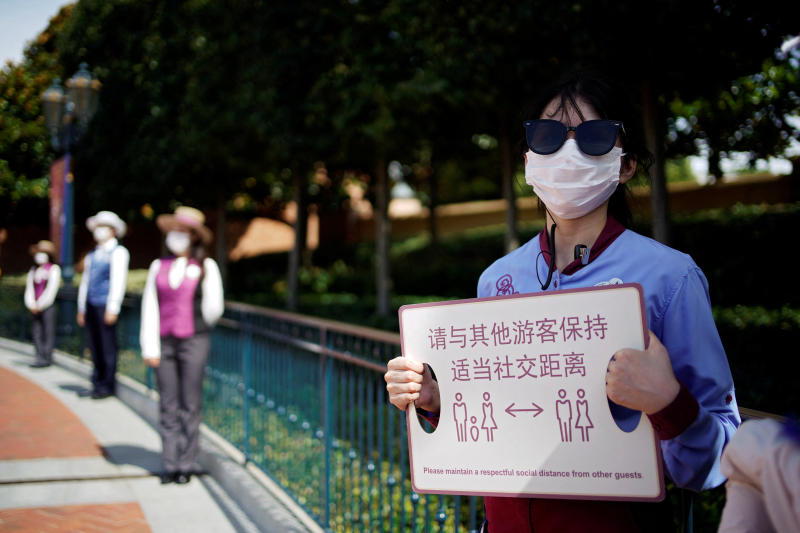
[{"xmin": 41, "ymin": 63, "xmax": 101, "ymax": 283}]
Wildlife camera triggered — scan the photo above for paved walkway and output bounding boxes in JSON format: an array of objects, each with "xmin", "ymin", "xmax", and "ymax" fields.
[{"xmin": 0, "ymin": 340, "xmax": 312, "ymax": 533}]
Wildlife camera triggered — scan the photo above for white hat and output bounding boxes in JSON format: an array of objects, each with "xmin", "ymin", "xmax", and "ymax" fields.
[{"xmin": 86, "ymin": 210, "xmax": 127, "ymax": 238}]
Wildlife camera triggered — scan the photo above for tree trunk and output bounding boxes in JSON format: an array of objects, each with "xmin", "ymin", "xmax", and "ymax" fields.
[
  {"xmin": 215, "ymin": 194, "xmax": 228, "ymax": 289},
  {"xmin": 707, "ymin": 142, "xmax": 723, "ymax": 183},
  {"xmin": 641, "ymin": 79, "xmax": 671, "ymax": 244},
  {"xmin": 500, "ymin": 114, "xmax": 519, "ymax": 252},
  {"xmin": 427, "ymin": 166, "xmax": 439, "ymax": 255},
  {"xmin": 287, "ymin": 169, "xmax": 308, "ymax": 311},
  {"xmin": 375, "ymin": 158, "xmax": 391, "ymax": 318}
]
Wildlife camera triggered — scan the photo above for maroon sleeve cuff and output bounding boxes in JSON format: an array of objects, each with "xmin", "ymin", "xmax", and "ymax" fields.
[
  {"xmin": 416, "ymin": 408, "xmax": 440, "ymax": 428},
  {"xmin": 646, "ymin": 381, "xmax": 699, "ymax": 440}
]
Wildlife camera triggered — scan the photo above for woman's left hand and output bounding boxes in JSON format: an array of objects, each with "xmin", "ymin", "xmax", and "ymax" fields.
[
  {"xmin": 606, "ymin": 330, "xmax": 680, "ymax": 415},
  {"xmin": 143, "ymin": 357, "xmax": 160, "ymax": 368}
]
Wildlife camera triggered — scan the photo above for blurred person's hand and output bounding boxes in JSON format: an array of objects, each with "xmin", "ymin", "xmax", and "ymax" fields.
[
  {"xmin": 104, "ymin": 312, "xmax": 118, "ymax": 325},
  {"xmin": 143, "ymin": 358, "xmax": 160, "ymax": 368},
  {"xmin": 76, "ymin": 312, "xmax": 85, "ymax": 327}
]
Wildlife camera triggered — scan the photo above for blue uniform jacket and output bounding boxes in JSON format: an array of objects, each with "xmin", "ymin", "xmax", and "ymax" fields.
[{"xmin": 477, "ymin": 217, "xmax": 740, "ymax": 491}]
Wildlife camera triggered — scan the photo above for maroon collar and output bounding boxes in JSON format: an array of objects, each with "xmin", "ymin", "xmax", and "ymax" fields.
[{"xmin": 538, "ymin": 216, "xmax": 626, "ymax": 275}]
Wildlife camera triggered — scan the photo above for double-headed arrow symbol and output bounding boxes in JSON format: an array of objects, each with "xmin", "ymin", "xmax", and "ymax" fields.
[{"xmin": 505, "ymin": 402, "xmax": 544, "ymax": 418}]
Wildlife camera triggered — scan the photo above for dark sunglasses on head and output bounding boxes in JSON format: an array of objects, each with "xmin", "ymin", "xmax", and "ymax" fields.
[{"xmin": 523, "ymin": 119, "xmax": 625, "ymax": 156}]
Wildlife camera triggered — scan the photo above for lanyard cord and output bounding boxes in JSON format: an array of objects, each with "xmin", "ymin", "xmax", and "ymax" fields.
[{"xmin": 540, "ymin": 221, "xmax": 557, "ymax": 290}]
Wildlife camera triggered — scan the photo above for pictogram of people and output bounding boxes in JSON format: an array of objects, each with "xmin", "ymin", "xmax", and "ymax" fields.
[
  {"xmin": 453, "ymin": 392, "xmax": 468, "ymax": 442},
  {"xmin": 556, "ymin": 388, "xmax": 573, "ymax": 442},
  {"xmin": 470, "ymin": 416, "xmax": 480, "ymax": 441},
  {"xmin": 574, "ymin": 388, "xmax": 594, "ymax": 442},
  {"xmin": 481, "ymin": 391, "xmax": 498, "ymax": 442}
]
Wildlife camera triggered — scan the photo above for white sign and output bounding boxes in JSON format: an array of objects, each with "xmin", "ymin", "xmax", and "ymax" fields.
[{"xmin": 399, "ymin": 284, "xmax": 664, "ymax": 501}]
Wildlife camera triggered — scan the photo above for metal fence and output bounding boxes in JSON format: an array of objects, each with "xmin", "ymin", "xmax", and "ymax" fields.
[{"xmin": 0, "ymin": 285, "xmax": 483, "ymax": 532}]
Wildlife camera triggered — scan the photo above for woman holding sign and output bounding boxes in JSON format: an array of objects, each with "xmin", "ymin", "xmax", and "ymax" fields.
[{"xmin": 385, "ymin": 71, "xmax": 740, "ymax": 532}]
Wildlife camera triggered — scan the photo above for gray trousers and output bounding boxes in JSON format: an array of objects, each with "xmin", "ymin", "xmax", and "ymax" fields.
[
  {"xmin": 155, "ymin": 333, "xmax": 210, "ymax": 474},
  {"xmin": 32, "ymin": 306, "xmax": 56, "ymax": 364}
]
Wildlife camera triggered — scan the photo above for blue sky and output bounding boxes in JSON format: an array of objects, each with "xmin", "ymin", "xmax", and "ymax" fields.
[{"xmin": 0, "ymin": 0, "xmax": 72, "ymax": 66}]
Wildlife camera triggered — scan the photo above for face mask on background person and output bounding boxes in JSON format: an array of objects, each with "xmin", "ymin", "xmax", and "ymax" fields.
[
  {"xmin": 525, "ymin": 139, "xmax": 624, "ymax": 219},
  {"xmin": 93, "ymin": 226, "xmax": 113, "ymax": 243},
  {"xmin": 165, "ymin": 231, "xmax": 191, "ymax": 255},
  {"xmin": 34, "ymin": 252, "xmax": 48, "ymax": 265}
]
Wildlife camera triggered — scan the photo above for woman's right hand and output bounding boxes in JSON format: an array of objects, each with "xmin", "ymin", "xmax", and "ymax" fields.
[{"xmin": 384, "ymin": 357, "xmax": 440, "ymax": 414}]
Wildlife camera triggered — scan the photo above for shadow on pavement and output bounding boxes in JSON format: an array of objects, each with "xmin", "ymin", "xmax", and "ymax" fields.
[
  {"xmin": 58, "ymin": 382, "xmax": 93, "ymax": 396},
  {"xmin": 101, "ymin": 444, "xmax": 163, "ymax": 474}
]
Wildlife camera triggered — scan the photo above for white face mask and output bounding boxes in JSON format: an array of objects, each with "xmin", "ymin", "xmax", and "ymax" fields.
[
  {"xmin": 165, "ymin": 231, "xmax": 191, "ymax": 255},
  {"xmin": 525, "ymin": 139, "xmax": 624, "ymax": 220},
  {"xmin": 93, "ymin": 226, "xmax": 113, "ymax": 243},
  {"xmin": 34, "ymin": 252, "xmax": 49, "ymax": 265}
]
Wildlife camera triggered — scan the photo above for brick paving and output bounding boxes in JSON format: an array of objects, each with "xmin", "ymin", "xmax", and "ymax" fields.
[
  {"xmin": 0, "ymin": 502, "xmax": 150, "ymax": 532},
  {"xmin": 0, "ymin": 365, "xmax": 151, "ymax": 532},
  {"xmin": 0, "ymin": 340, "xmax": 306, "ymax": 533},
  {"xmin": 0, "ymin": 366, "xmax": 101, "ymax": 460}
]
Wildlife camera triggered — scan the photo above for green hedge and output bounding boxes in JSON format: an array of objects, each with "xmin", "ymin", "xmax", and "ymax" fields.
[
  {"xmin": 227, "ymin": 202, "xmax": 800, "ymax": 416},
  {"xmin": 635, "ymin": 203, "xmax": 800, "ymax": 308},
  {"xmin": 715, "ymin": 305, "xmax": 800, "ymax": 414}
]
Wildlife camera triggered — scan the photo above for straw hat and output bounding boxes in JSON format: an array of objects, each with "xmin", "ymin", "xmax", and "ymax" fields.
[
  {"xmin": 29, "ymin": 239, "xmax": 57, "ymax": 260},
  {"xmin": 156, "ymin": 206, "xmax": 213, "ymax": 245},
  {"xmin": 86, "ymin": 211, "xmax": 127, "ymax": 238}
]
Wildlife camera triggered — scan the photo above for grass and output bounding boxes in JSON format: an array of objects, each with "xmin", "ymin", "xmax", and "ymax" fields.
[{"xmin": 0, "ymin": 269, "xmax": 151, "ymax": 294}]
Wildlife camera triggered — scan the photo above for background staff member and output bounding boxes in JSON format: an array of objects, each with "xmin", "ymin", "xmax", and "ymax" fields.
[
  {"xmin": 24, "ymin": 240, "xmax": 61, "ymax": 368},
  {"xmin": 140, "ymin": 206, "xmax": 224, "ymax": 485},
  {"xmin": 77, "ymin": 210, "xmax": 130, "ymax": 399},
  {"xmin": 718, "ymin": 417, "xmax": 800, "ymax": 533}
]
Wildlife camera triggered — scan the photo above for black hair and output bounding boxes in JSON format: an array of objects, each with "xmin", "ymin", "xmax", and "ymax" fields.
[
  {"xmin": 189, "ymin": 231, "xmax": 210, "ymax": 274},
  {"xmin": 521, "ymin": 70, "xmax": 653, "ymax": 227}
]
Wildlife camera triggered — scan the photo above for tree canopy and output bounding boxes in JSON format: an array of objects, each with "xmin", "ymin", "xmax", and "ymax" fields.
[
  {"xmin": 3, "ymin": 1, "xmax": 794, "ymax": 215},
  {"xmin": 0, "ymin": 4, "xmax": 72, "ymax": 226},
  {"xmin": 1, "ymin": 0, "xmax": 797, "ymax": 310}
]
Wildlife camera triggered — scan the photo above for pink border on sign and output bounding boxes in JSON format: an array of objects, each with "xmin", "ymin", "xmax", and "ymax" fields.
[{"xmin": 398, "ymin": 283, "xmax": 665, "ymax": 502}]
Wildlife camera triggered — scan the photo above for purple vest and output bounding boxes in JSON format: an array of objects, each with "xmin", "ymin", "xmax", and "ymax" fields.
[
  {"xmin": 156, "ymin": 257, "xmax": 204, "ymax": 338},
  {"xmin": 33, "ymin": 263, "xmax": 53, "ymax": 299}
]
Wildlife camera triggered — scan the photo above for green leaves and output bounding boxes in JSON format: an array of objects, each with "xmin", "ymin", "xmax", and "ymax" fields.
[
  {"xmin": 0, "ymin": 6, "xmax": 73, "ymax": 224},
  {"xmin": 669, "ymin": 55, "xmax": 800, "ymax": 169},
  {"xmin": 3, "ymin": 0, "xmax": 796, "ymax": 225}
]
